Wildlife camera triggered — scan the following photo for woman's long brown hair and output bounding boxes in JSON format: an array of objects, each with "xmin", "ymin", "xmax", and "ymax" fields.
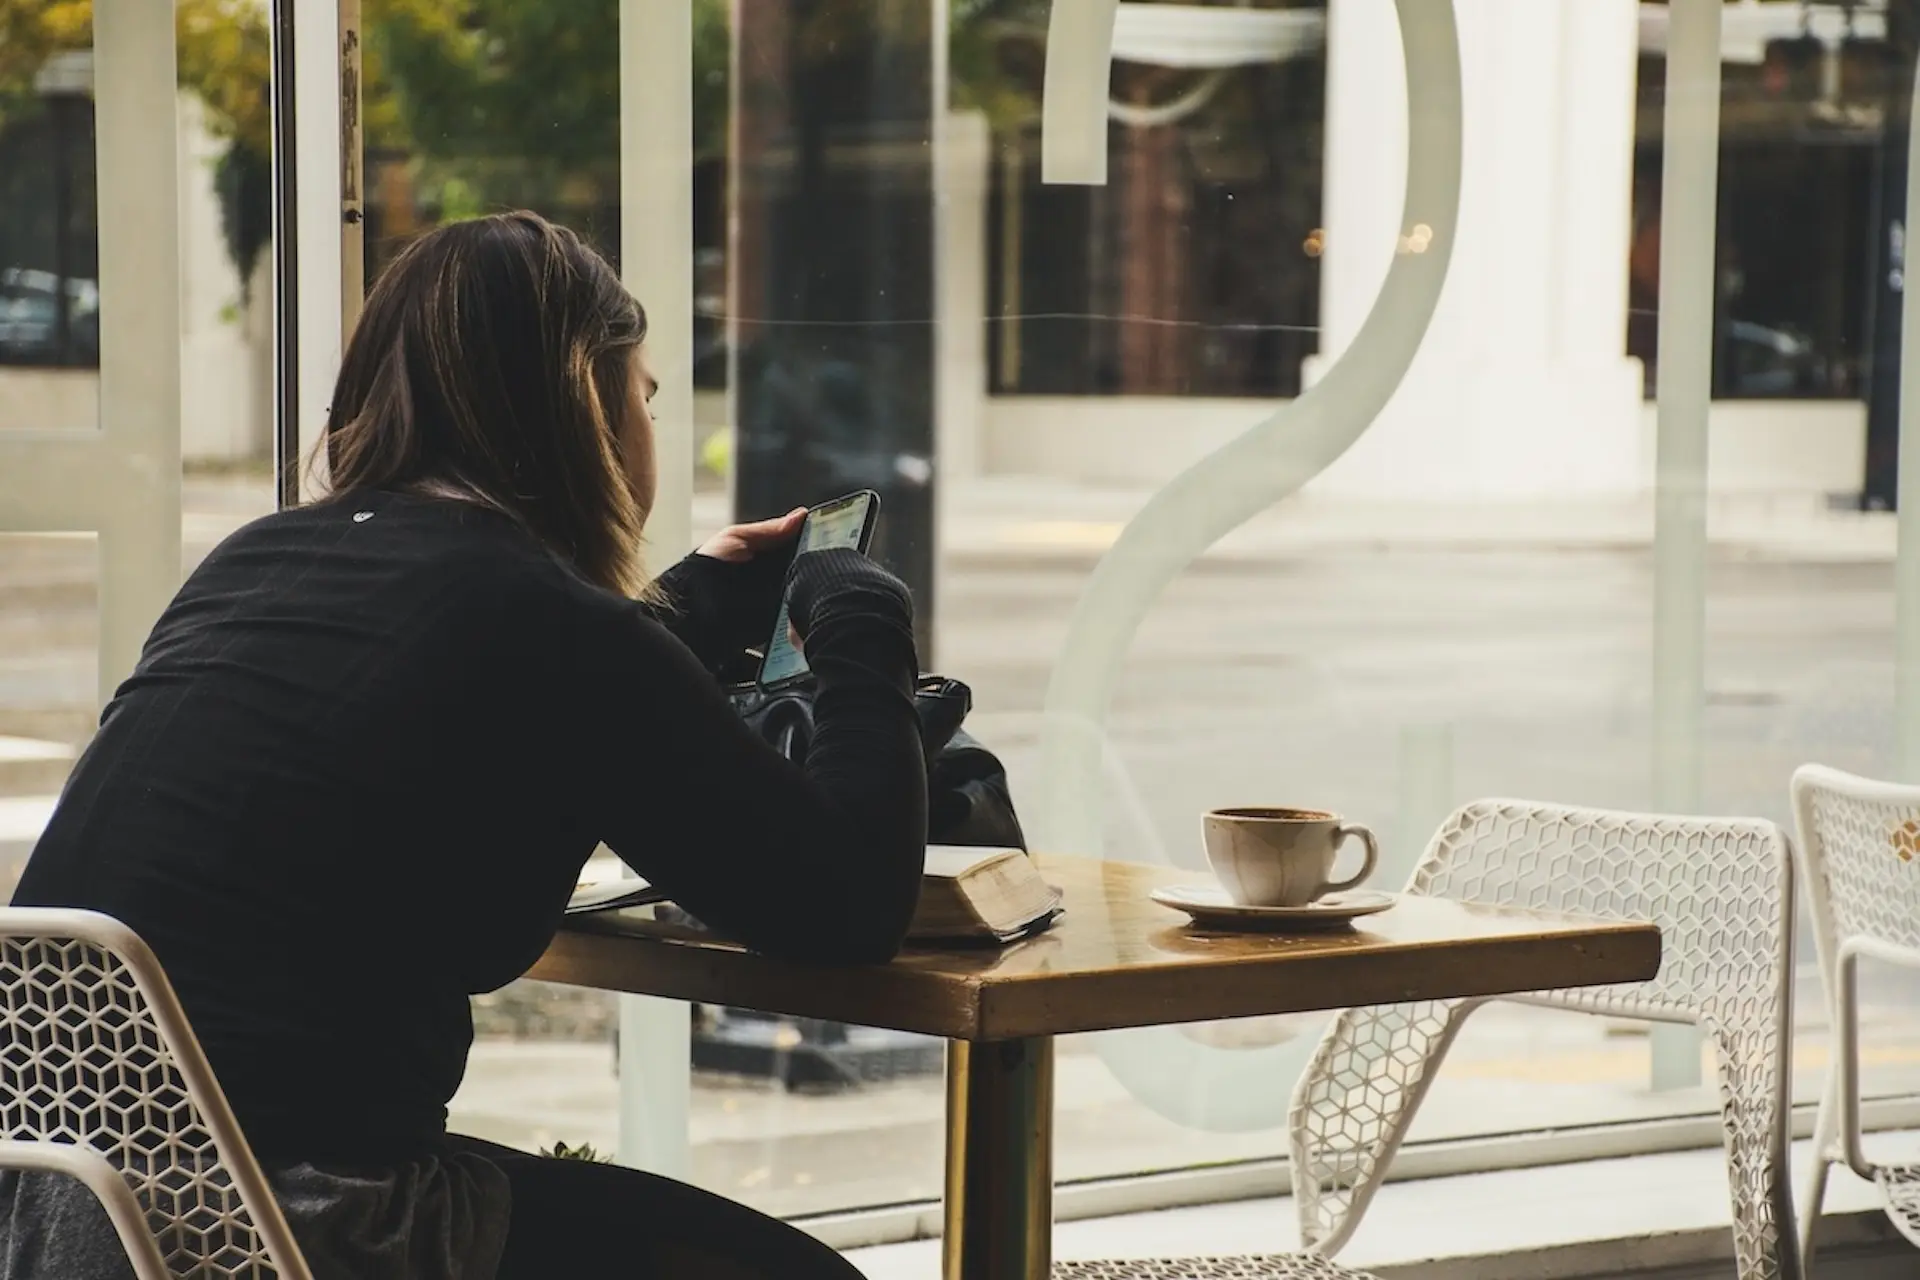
[{"xmin": 321, "ymin": 212, "xmax": 648, "ymax": 595}]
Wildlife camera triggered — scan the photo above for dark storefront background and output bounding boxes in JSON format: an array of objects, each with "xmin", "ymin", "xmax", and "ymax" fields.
[
  {"xmin": 729, "ymin": 0, "xmax": 939, "ymax": 655},
  {"xmin": 984, "ymin": 46, "xmax": 1326, "ymax": 398}
]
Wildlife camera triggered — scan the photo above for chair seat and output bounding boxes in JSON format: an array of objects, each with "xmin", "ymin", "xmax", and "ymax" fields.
[
  {"xmin": 1874, "ymin": 1165, "xmax": 1920, "ymax": 1247},
  {"xmin": 1054, "ymin": 1255, "xmax": 1381, "ymax": 1279}
]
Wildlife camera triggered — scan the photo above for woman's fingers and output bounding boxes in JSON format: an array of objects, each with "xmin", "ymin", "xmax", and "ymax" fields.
[
  {"xmin": 693, "ymin": 508, "xmax": 805, "ymax": 563},
  {"xmin": 735, "ymin": 508, "xmax": 807, "ymax": 550}
]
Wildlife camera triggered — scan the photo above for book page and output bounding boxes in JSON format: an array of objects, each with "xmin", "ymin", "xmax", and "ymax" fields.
[
  {"xmin": 922, "ymin": 845, "xmax": 1021, "ymax": 879},
  {"xmin": 566, "ymin": 879, "xmax": 665, "ymax": 914}
]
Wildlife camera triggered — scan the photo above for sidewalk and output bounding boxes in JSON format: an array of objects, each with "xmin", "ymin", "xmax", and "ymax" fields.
[
  {"xmin": 183, "ymin": 472, "xmax": 1903, "ymax": 567},
  {"xmin": 939, "ymin": 481, "xmax": 1899, "ymax": 564}
]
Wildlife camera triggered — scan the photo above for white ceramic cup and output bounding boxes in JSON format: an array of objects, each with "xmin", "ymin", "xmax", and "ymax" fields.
[{"xmin": 1201, "ymin": 807, "xmax": 1380, "ymax": 908}]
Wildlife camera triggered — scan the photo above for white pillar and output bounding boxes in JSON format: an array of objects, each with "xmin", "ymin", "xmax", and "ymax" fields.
[
  {"xmin": 291, "ymin": 0, "xmax": 344, "ymax": 500},
  {"xmin": 1308, "ymin": 0, "xmax": 1644, "ymax": 499},
  {"xmin": 177, "ymin": 94, "xmax": 261, "ymax": 464},
  {"xmin": 1316, "ymin": 0, "xmax": 1404, "ymax": 359},
  {"xmin": 937, "ymin": 110, "xmax": 990, "ymax": 483},
  {"xmin": 615, "ymin": 0, "xmax": 695, "ymax": 1180},
  {"xmin": 1899, "ymin": 42, "xmax": 1920, "ymax": 780},
  {"xmin": 1647, "ymin": 0, "xmax": 1724, "ymax": 1092}
]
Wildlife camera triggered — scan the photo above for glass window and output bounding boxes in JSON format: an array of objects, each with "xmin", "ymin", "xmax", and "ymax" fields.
[
  {"xmin": 326, "ymin": 0, "xmax": 1858, "ymax": 1228},
  {"xmin": 1630, "ymin": 10, "xmax": 1909, "ymax": 403},
  {"xmin": 12, "ymin": 0, "xmax": 1920, "ymax": 1248},
  {"xmin": 350, "ymin": 0, "xmax": 1920, "ymax": 1225},
  {"xmin": 0, "ymin": 4, "xmax": 276, "ymax": 868},
  {"xmin": 981, "ymin": 29, "xmax": 1326, "ymax": 397},
  {"xmin": 0, "ymin": 18, "xmax": 102, "ymax": 880}
]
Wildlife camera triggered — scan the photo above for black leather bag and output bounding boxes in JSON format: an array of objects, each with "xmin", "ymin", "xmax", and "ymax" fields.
[{"xmin": 729, "ymin": 675, "xmax": 1027, "ymax": 851}]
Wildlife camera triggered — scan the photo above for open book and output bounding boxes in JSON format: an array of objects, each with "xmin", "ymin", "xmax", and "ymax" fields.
[
  {"xmin": 567, "ymin": 846, "xmax": 1061, "ymax": 945},
  {"xmin": 911, "ymin": 847, "xmax": 1061, "ymax": 942},
  {"xmin": 564, "ymin": 878, "xmax": 667, "ymax": 914}
]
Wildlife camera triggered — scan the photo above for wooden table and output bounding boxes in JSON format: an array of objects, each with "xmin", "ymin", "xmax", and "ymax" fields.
[{"xmin": 531, "ymin": 856, "xmax": 1662, "ymax": 1279}]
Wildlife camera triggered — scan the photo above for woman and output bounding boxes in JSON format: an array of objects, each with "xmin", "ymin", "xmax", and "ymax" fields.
[{"xmin": 5, "ymin": 212, "xmax": 927, "ymax": 1279}]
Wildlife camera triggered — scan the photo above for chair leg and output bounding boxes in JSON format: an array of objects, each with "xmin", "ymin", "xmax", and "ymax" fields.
[
  {"xmin": 1291, "ymin": 999, "xmax": 1474, "ymax": 1256},
  {"xmin": 1708, "ymin": 1025, "xmax": 1799, "ymax": 1280},
  {"xmin": 1799, "ymin": 1065, "xmax": 1839, "ymax": 1274}
]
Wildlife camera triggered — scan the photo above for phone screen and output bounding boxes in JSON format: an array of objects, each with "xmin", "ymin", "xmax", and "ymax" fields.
[{"xmin": 757, "ymin": 491, "xmax": 879, "ymax": 688}]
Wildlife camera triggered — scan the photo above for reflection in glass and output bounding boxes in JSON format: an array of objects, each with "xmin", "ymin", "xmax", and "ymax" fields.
[
  {"xmin": 401, "ymin": 0, "xmax": 1920, "ymax": 1221},
  {"xmin": 9, "ymin": 0, "xmax": 1918, "ymax": 1237},
  {"xmin": 0, "ymin": 57, "xmax": 96, "ymax": 370}
]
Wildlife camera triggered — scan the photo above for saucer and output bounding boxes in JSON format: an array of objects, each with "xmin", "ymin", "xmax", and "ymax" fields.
[{"xmin": 1151, "ymin": 885, "xmax": 1397, "ymax": 930}]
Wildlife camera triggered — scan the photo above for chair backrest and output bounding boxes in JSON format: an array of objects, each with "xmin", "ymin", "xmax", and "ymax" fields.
[
  {"xmin": 1791, "ymin": 764, "xmax": 1920, "ymax": 967},
  {"xmin": 0, "ymin": 908, "xmax": 312, "ymax": 1279},
  {"xmin": 1410, "ymin": 800, "xmax": 1795, "ymax": 1031},
  {"xmin": 1789, "ymin": 764, "xmax": 1920, "ymax": 1188}
]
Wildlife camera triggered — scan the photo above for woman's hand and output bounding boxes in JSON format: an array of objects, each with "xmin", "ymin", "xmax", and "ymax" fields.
[
  {"xmin": 695, "ymin": 508, "xmax": 805, "ymax": 564},
  {"xmin": 784, "ymin": 548, "xmax": 914, "ymax": 646}
]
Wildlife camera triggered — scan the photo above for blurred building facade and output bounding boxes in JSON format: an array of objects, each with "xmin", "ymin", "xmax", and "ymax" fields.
[{"xmin": 0, "ymin": 1, "xmax": 1905, "ymax": 502}]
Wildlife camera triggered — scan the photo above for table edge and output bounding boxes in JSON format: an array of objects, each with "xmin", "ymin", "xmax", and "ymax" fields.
[{"xmin": 533, "ymin": 916, "xmax": 1662, "ymax": 1042}]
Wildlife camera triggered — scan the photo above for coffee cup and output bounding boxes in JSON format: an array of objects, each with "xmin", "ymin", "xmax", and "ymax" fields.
[{"xmin": 1202, "ymin": 807, "xmax": 1380, "ymax": 908}]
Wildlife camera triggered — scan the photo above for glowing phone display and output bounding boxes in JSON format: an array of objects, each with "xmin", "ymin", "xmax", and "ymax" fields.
[{"xmin": 756, "ymin": 490, "xmax": 880, "ymax": 689}]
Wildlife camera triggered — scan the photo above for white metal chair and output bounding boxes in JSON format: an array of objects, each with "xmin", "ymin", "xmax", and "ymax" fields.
[
  {"xmin": 1291, "ymin": 801, "xmax": 1798, "ymax": 1280},
  {"xmin": 1791, "ymin": 764, "xmax": 1920, "ymax": 1271},
  {"xmin": 0, "ymin": 908, "xmax": 312, "ymax": 1279},
  {"xmin": 1056, "ymin": 800, "xmax": 1799, "ymax": 1280}
]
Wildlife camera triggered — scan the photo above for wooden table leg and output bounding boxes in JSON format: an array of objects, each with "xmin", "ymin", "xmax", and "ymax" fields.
[{"xmin": 943, "ymin": 1037, "xmax": 1054, "ymax": 1280}]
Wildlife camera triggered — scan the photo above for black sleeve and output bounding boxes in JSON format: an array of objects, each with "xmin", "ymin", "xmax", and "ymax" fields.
[
  {"xmin": 579, "ymin": 549, "xmax": 927, "ymax": 965},
  {"xmin": 643, "ymin": 550, "xmax": 790, "ymax": 676}
]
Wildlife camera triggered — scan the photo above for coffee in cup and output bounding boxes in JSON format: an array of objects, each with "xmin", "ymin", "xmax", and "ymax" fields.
[{"xmin": 1202, "ymin": 807, "xmax": 1380, "ymax": 908}]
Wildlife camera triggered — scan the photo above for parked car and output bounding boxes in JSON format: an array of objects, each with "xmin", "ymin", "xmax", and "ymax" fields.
[
  {"xmin": 733, "ymin": 351, "xmax": 934, "ymax": 499},
  {"xmin": 1723, "ymin": 318, "xmax": 1826, "ymax": 397},
  {"xmin": 0, "ymin": 267, "xmax": 99, "ymax": 365}
]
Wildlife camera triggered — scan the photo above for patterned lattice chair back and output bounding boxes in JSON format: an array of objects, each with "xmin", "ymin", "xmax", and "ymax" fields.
[
  {"xmin": 0, "ymin": 909, "xmax": 312, "ymax": 1279},
  {"xmin": 1291, "ymin": 800, "xmax": 1797, "ymax": 1280},
  {"xmin": 1793, "ymin": 764, "xmax": 1920, "ymax": 963},
  {"xmin": 1791, "ymin": 765, "xmax": 1920, "ymax": 1266}
]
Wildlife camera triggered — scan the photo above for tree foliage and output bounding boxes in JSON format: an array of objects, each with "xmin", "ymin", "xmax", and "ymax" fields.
[
  {"xmin": 0, "ymin": 0, "xmax": 1046, "ymax": 274},
  {"xmin": 175, "ymin": 0, "xmax": 271, "ymax": 156},
  {"xmin": 362, "ymin": 0, "xmax": 1028, "ymax": 206},
  {"xmin": 371, "ymin": 0, "xmax": 618, "ymax": 176},
  {"xmin": 364, "ymin": 0, "xmax": 731, "ymax": 208},
  {"xmin": 0, "ymin": 0, "xmax": 270, "ymax": 150},
  {"xmin": 0, "ymin": 0, "xmax": 273, "ymax": 284},
  {"xmin": 0, "ymin": 0, "xmax": 91, "ymax": 110},
  {"xmin": 949, "ymin": 0, "xmax": 1046, "ymax": 132}
]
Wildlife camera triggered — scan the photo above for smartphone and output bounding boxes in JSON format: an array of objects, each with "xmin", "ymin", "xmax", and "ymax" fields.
[{"xmin": 756, "ymin": 490, "xmax": 882, "ymax": 690}]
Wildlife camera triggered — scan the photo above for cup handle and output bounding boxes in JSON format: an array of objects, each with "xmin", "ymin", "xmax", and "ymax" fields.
[{"xmin": 1324, "ymin": 824, "xmax": 1379, "ymax": 894}]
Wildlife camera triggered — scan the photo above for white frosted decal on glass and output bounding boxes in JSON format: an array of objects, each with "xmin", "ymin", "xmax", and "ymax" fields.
[
  {"xmin": 1032, "ymin": 0, "xmax": 1462, "ymax": 1130},
  {"xmin": 1040, "ymin": 0, "xmax": 1120, "ymax": 185},
  {"xmin": 1896, "ymin": 48, "xmax": 1920, "ymax": 779}
]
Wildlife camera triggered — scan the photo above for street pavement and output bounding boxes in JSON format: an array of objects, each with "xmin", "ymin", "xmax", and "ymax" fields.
[{"xmin": 5, "ymin": 469, "xmax": 1920, "ymax": 1221}]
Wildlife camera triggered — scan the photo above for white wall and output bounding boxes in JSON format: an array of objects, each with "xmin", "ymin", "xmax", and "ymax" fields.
[
  {"xmin": 1307, "ymin": 0, "xmax": 1646, "ymax": 499},
  {"xmin": 937, "ymin": 112, "xmax": 991, "ymax": 481},
  {"xmin": 978, "ymin": 394, "xmax": 1868, "ymax": 500},
  {"xmin": 980, "ymin": 397, "xmax": 1270, "ymax": 485},
  {"xmin": 176, "ymin": 94, "xmax": 269, "ymax": 464},
  {"xmin": 0, "ymin": 369, "xmax": 96, "ymax": 432},
  {"xmin": 1637, "ymin": 399, "xmax": 1864, "ymax": 497}
]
